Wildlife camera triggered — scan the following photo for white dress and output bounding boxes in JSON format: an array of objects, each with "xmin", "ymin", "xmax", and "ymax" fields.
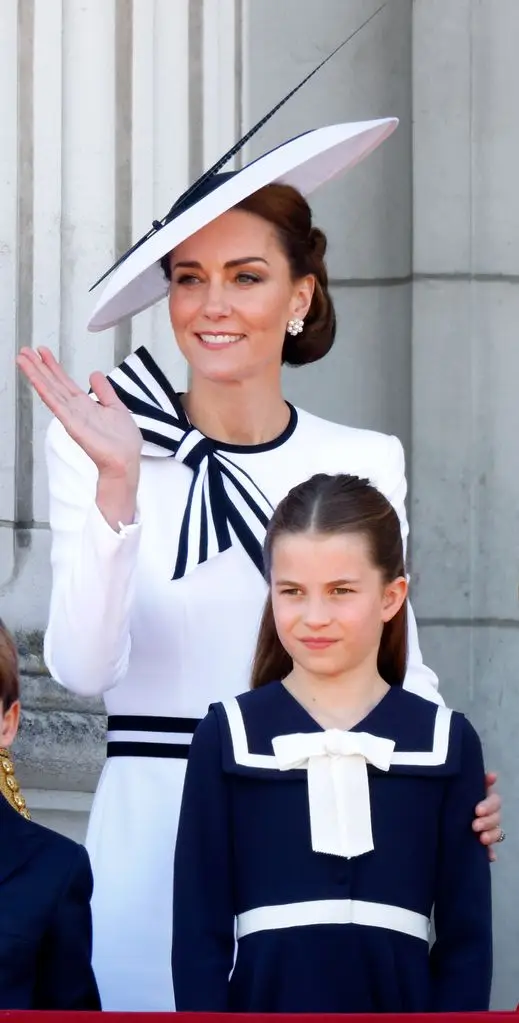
[{"xmin": 43, "ymin": 347, "xmax": 442, "ymax": 1011}]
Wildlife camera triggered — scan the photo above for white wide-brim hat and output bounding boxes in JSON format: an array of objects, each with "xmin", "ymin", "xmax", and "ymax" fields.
[{"xmin": 88, "ymin": 118, "xmax": 397, "ymax": 332}]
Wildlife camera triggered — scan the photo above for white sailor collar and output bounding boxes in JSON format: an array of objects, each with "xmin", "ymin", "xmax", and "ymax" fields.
[{"xmin": 211, "ymin": 683, "xmax": 463, "ymax": 781}]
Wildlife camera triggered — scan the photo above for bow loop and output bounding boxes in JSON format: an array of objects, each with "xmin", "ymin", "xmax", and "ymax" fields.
[
  {"xmin": 106, "ymin": 347, "xmax": 276, "ymax": 579},
  {"xmin": 273, "ymin": 729, "xmax": 394, "ymax": 772},
  {"xmin": 272, "ymin": 728, "xmax": 395, "ymax": 860},
  {"xmin": 175, "ymin": 429, "xmax": 216, "ymax": 470}
]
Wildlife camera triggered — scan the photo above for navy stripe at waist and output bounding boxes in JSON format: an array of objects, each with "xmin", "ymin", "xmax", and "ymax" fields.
[
  {"xmin": 106, "ymin": 715, "xmax": 201, "ymax": 759},
  {"xmin": 107, "ymin": 714, "xmax": 201, "ymax": 733},
  {"xmin": 107, "ymin": 741, "xmax": 192, "ymax": 759}
]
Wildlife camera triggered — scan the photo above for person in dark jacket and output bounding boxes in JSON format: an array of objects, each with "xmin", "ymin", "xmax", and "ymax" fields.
[{"xmin": 0, "ymin": 620, "xmax": 101, "ymax": 1010}]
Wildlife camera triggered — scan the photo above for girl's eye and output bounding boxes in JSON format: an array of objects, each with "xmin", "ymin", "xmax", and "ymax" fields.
[
  {"xmin": 332, "ymin": 587, "xmax": 354, "ymax": 595},
  {"xmin": 280, "ymin": 587, "xmax": 301, "ymax": 596}
]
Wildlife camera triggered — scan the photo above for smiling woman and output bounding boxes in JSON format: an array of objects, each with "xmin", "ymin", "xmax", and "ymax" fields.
[
  {"xmin": 162, "ymin": 181, "xmax": 335, "ymax": 376},
  {"xmin": 166, "ymin": 198, "xmax": 316, "ymax": 400},
  {"xmin": 16, "ymin": 119, "xmax": 502, "ymax": 1011}
]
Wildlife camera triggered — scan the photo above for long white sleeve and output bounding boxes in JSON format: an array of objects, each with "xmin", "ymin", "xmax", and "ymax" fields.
[
  {"xmin": 377, "ymin": 434, "xmax": 443, "ymax": 706},
  {"xmin": 44, "ymin": 418, "xmax": 142, "ymax": 697}
]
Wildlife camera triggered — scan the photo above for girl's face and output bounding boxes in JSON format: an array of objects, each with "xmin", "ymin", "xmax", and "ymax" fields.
[
  {"xmin": 167, "ymin": 208, "xmax": 314, "ymax": 384},
  {"xmin": 270, "ymin": 531, "xmax": 407, "ymax": 680}
]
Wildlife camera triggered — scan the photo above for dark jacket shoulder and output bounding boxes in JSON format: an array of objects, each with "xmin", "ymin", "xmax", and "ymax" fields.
[{"xmin": 0, "ymin": 795, "xmax": 100, "ymax": 1011}]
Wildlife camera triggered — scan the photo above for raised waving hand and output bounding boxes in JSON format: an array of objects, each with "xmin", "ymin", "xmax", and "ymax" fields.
[{"xmin": 17, "ymin": 346, "xmax": 142, "ymax": 479}]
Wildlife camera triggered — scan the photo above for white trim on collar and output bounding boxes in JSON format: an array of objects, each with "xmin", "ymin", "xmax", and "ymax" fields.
[{"xmin": 221, "ymin": 696, "xmax": 453, "ymax": 770}]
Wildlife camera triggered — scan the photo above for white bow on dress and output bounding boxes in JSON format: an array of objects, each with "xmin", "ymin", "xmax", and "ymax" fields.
[{"xmin": 272, "ymin": 729, "xmax": 395, "ymax": 859}]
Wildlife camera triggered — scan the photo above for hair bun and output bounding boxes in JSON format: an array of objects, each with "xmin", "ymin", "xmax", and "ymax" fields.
[
  {"xmin": 309, "ymin": 226, "xmax": 327, "ymax": 260},
  {"xmin": 234, "ymin": 182, "xmax": 336, "ymax": 366}
]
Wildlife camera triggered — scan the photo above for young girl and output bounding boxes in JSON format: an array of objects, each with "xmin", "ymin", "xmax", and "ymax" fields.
[{"xmin": 172, "ymin": 474, "xmax": 492, "ymax": 1013}]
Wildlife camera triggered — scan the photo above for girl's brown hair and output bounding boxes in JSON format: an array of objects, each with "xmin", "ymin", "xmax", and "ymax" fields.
[
  {"xmin": 251, "ymin": 474, "xmax": 407, "ymax": 690},
  {"xmin": 161, "ymin": 181, "xmax": 336, "ymax": 366}
]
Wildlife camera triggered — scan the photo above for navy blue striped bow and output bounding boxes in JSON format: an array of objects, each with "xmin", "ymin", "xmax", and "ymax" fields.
[{"xmin": 107, "ymin": 347, "xmax": 276, "ymax": 579}]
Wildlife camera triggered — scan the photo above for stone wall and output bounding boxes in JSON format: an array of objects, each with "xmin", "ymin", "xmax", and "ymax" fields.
[{"xmin": 13, "ymin": 631, "xmax": 102, "ymax": 838}]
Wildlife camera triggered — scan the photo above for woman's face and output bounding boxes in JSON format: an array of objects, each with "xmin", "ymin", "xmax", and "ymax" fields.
[
  {"xmin": 167, "ymin": 208, "xmax": 314, "ymax": 384},
  {"xmin": 270, "ymin": 530, "xmax": 407, "ymax": 681}
]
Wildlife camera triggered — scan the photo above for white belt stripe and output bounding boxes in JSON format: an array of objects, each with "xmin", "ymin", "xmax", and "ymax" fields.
[
  {"xmin": 106, "ymin": 730, "xmax": 194, "ymax": 745},
  {"xmin": 236, "ymin": 898, "xmax": 430, "ymax": 942}
]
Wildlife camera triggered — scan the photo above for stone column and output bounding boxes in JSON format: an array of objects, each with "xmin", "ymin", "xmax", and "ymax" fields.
[{"xmin": 412, "ymin": 0, "xmax": 519, "ymax": 1008}]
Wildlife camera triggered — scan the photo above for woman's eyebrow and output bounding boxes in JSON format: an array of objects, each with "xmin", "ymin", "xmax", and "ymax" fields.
[{"xmin": 172, "ymin": 256, "xmax": 269, "ymax": 270}]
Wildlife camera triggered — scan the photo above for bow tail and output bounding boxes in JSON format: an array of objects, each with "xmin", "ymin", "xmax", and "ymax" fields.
[
  {"xmin": 335, "ymin": 755, "xmax": 375, "ymax": 858},
  {"xmin": 172, "ymin": 456, "xmax": 233, "ymax": 579},
  {"xmin": 206, "ymin": 456, "xmax": 233, "ymax": 557},
  {"xmin": 172, "ymin": 469, "xmax": 201, "ymax": 580},
  {"xmin": 306, "ymin": 757, "xmax": 344, "ymax": 857},
  {"xmin": 218, "ymin": 462, "xmax": 272, "ymax": 575},
  {"xmin": 225, "ymin": 501, "xmax": 266, "ymax": 575},
  {"xmin": 307, "ymin": 755, "xmax": 375, "ymax": 860}
]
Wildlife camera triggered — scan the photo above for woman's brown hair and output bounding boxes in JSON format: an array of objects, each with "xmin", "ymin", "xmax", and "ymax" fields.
[
  {"xmin": 0, "ymin": 620, "xmax": 20, "ymax": 712},
  {"xmin": 161, "ymin": 181, "xmax": 336, "ymax": 366},
  {"xmin": 251, "ymin": 474, "xmax": 407, "ymax": 689}
]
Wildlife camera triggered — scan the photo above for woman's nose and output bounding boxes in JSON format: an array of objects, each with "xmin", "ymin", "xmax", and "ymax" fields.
[{"xmin": 202, "ymin": 279, "xmax": 232, "ymax": 318}]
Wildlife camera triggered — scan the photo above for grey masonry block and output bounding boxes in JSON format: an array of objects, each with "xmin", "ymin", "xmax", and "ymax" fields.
[{"xmin": 11, "ymin": 630, "xmax": 105, "ymax": 793}]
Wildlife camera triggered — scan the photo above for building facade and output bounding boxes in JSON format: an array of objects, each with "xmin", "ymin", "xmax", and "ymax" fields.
[{"xmin": 0, "ymin": 0, "xmax": 517, "ymax": 1007}]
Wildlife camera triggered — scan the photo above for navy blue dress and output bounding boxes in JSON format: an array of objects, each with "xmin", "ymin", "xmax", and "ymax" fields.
[{"xmin": 172, "ymin": 683, "xmax": 492, "ymax": 1013}]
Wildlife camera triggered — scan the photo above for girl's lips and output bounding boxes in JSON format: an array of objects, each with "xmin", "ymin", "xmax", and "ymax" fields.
[{"xmin": 299, "ymin": 638, "xmax": 338, "ymax": 650}]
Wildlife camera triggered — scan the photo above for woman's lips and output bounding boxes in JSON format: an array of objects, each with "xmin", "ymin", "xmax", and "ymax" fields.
[{"xmin": 196, "ymin": 332, "xmax": 245, "ymax": 347}]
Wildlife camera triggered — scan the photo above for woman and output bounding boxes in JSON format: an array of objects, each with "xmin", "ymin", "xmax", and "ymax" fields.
[
  {"xmin": 172, "ymin": 474, "xmax": 492, "ymax": 1012},
  {"xmin": 17, "ymin": 120, "xmax": 501, "ymax": 1011}
]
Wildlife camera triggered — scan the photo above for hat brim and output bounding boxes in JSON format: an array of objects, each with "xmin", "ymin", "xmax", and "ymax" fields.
[{"xmin": 88, "ymin": 118, "xmax": 398, "ymax": 333}]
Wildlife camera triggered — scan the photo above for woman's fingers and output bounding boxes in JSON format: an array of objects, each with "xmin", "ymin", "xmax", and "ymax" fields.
[
  {"xmin": 25, "ymin": 347, "xmax": 126, "ymax": 413},
  {"xmin": 474, "ymin": 790, "xmax": 501, "ymax": 829},
  {"xmin": 478, "ymin": 825, "xmax": 502, "ymax": 863},
  {"xmin": 36, "ymin": 346, "xmax": 83, "ymax": 397},
  {"xmin": 19, "ymin": 346, "xmax": 87, "ymax": 404},
  {"xmin": 17, "ymin": 348, "xmax": 141, "ymax": 472},
  {"xmin": 89, "ymin": 370, "xmax": 126, "ymax": 410},
  {"xmin": 17, "ymin": 351, "xmax": 72, "ymax": 414},
  {"xmin": 18, "ymin": 347, "xmax": 94, "ymax": 413},
  {"xmin": 18, "ymin": 349, "xmax": 129, "ymax": 425}
]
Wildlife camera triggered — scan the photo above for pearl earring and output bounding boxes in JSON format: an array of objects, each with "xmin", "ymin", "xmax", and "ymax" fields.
[{"xmin": 286, "ymin": 317, "xmax": 304, "ymax": 336}]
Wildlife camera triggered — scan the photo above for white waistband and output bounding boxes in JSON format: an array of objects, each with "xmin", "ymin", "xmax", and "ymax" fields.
[
  {"xmin": 236, "ymin": 898, "xmax": 430, "ymax": 943},
  {"xmin": 106, "ymin": 730, "xmax": 193, "ymax": 745}
]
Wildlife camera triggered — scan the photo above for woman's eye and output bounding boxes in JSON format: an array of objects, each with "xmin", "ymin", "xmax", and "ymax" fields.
[
  {"xmin": 332, "ymin": 587, "xmax": 354, "ymax": 595},
  {"xmin": 280, "ymin": 587, "xmax": 301, "ymax": 596},
  {"xmin": 235, "ymin": 272, "xmax": 261, "ymax": 284},
  {"xmin": 175, "ymin": 274, "xmax": 201, "ymax": 285}
]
